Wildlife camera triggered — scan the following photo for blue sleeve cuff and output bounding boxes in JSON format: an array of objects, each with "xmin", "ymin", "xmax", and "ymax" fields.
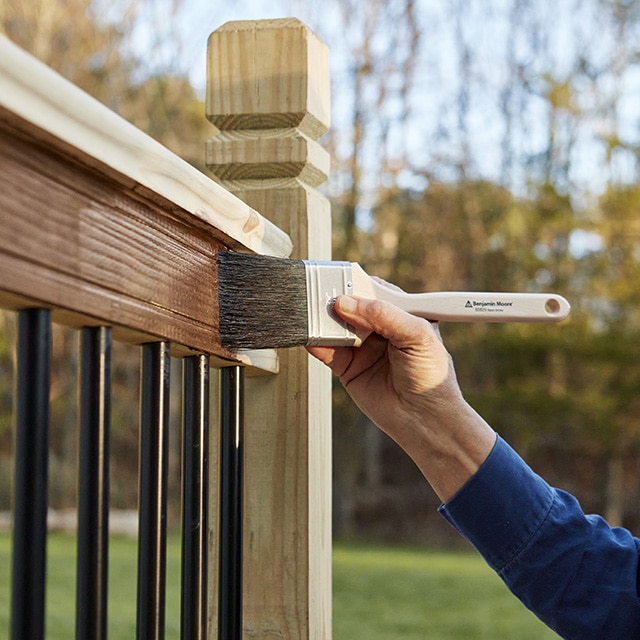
[{"xmin": 438, "ymin": 435, "xmax": 555, "ymax": 572}]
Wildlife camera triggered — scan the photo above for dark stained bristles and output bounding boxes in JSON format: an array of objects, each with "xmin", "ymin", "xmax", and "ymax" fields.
[{"xmin": 217, "ymin": 250, "xmax": 310, "ymax": 350}]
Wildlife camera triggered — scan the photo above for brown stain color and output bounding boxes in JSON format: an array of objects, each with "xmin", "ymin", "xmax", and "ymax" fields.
[{"xmin": 0, "ymin": 107, "xmax": 234, "ymax": 359}]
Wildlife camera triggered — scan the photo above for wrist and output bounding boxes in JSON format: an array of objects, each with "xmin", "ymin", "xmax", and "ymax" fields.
[{"xmin": 404, "ymin": 399, "xmax": 497, "ymax": 503}]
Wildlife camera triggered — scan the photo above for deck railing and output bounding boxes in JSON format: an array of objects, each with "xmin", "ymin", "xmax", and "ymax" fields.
[{"xmin": 0, "ymin": 17, "xmax": 331, "ymax": 639}]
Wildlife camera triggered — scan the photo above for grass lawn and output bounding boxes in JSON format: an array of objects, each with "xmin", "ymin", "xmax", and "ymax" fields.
[
  {"xmin": 0, "ymin": 533, "xmax": 558, "ymax": 639},
  {"xmin": 0, "ymin": 531, "xmax": 182, "ymax": 639},
  {"xmin": 332, "ymin": 541, "xmax": 559, "ymax": 639}
]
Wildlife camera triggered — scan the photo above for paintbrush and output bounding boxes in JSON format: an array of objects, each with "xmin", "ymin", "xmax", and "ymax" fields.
[{"xmin": 217, "ymin": 250, "xmax": 571, "ymax": 350}]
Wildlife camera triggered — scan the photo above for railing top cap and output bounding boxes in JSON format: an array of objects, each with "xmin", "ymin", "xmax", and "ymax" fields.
[{"xmin": 0, "ymin": 34, "xmax": 293, "ymax": 259}]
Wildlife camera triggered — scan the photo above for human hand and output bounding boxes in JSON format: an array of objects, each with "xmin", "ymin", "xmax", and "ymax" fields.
[
  {"xmin": 307, "ymin": 294, "xmax": 496, "ymax": 501},
  {"xmin": 307, "ymin": 295, "xmax": 462, "ymax": 442}
]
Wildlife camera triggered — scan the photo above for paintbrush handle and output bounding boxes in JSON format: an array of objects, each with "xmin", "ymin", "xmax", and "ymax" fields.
[
  {"xmin": 372, "ymin": 287, "xmax": 571, "ymax": 323},
  {"xmin": 349, "ymin": 264, "xmax": 570, "ymax": 323},
  {"xmin": 351, "ymin": 262, "xmax": 571, "ymax": 322}
]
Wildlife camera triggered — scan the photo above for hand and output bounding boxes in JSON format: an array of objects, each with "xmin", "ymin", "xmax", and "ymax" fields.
[
  {"xmin": 308, "ymin": 295, "xmax": 460, "ymax": 434},
  {"xmin": 308, "ymin": 295, "xmax": 496, "ymax": 502}
]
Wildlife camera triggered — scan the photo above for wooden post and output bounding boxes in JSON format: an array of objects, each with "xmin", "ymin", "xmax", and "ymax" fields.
[{"xmin": 207, "ymin": 18, "xmax": 332, "ymax": 639}]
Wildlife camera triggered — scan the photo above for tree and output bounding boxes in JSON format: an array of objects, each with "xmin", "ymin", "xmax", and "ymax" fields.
[
  {"xmin": 298, "ymin": 0, "xmax": 422, "ymax": 262},
  {"xmin": 286, "ymin": 0, "xmax": 640, "ymax": 538},
  {"xmin": 0, "ymin": 0, "xmax": 208, "ymax": 513},
  {"xmin": 1, "ymin": 0, "xmax": 134, "ymax": 105},
  {"xmin": 1, "ymin": 0, "xmax": 212, "ymax": 171},
  {"xmin": 293, "ymin": 0, "xmax": 424, "ymax": 534}
]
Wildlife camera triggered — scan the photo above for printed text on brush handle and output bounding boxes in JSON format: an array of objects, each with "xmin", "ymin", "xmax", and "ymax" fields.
[{"xmin": 367, "ymin": 284, "xmax": 571, "ymax": 323}]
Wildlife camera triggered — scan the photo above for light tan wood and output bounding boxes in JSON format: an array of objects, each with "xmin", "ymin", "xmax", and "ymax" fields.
[
  {"xmin": 0, "ymin": 34, "xmax": 292, "ymax": 261},
  {"xmin": 207, "ymin": 19, "xmax": 333, "ymax": 639},
  {"xmin": 206, "ymin": 128, "xmax": 330, "ymax": 186},
  {"xmin": 207, "ymin": 18, "xmax": 330, "ymax": 139}
]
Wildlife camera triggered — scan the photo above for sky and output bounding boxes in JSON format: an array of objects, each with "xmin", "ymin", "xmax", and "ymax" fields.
[
  {"xmin": 126, "ymin": 0, "xmax": 300, "ymax": 90},
  {"xmin": 115, "ymin": 0, "xmax": 640, "ymax": 211}
]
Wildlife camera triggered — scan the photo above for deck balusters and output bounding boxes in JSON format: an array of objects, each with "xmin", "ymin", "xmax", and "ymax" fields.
[
  {"xmin": 137, "ymin": 342, "xmax": 171, "ymax": 640},
  {"xmin": 11, "ymin": 308, "xmax": 51, "ymax": 640},
  {"xmin": 9, "ymin": 328, "xmax": 220, "ymax": 639},
  {"xmin": 76, "ymin": 326, "xmax": 112, "ymax": 640},
  {"xmin": 181, "ymin": 355, "xmax": 210, "ymax": 640},
  {"xmin": 218, "ymin": 365, "xmax": 245, "ymax": 640}
]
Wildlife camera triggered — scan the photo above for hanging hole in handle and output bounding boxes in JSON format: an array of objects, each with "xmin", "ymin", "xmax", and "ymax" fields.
[{"xmin": 545, "ymin": 298, "xmax": 561, "ymax": 315}]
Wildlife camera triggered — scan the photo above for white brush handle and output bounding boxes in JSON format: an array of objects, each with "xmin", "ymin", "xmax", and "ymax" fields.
[
  {"xmin": 377, "ymin": 289, "xmax": 570, "ymax": 322},
  {"xmin": 351, "ymin": 265, "xmax": 570, "ymax": 323}
]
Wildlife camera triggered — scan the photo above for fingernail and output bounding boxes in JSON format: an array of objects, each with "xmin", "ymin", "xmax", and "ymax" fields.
[{"xmin": 338, "ymin": 295, "xmax": 357, "ymax": 313}]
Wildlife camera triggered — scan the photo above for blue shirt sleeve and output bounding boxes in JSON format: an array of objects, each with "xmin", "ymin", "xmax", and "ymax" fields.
[{"xmin": 438, "ymin": 435, "xmax": 640, "ymax": 639}]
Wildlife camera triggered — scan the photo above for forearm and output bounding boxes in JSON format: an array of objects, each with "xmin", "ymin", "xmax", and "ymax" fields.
[
  {"xmin": 386, "ymin": 395, "xmax": 496, "ymax": 503},
  {"xmin": 403, "ymin": 402, "xmax": 496, "ymax": 502}
]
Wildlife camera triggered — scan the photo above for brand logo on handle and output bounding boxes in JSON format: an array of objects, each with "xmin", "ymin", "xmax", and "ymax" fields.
[{"xmin": 466, "ymin": 299, "xmax": 514, "ymax": 311}]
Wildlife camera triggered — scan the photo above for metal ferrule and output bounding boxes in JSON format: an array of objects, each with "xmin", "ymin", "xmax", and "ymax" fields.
[{"xmin": 304, "ymin": 261, "xmax": 359, "ymax": 346}]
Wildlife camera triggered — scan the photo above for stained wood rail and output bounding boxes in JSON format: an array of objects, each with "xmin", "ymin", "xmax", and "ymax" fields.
[
  {"xmin": 1, "ymin": 16, "xmax": 333, "ymax": 640},
  {"xmin": 0, "ymin": 33, "xmax": 290, "ymax": 369}
]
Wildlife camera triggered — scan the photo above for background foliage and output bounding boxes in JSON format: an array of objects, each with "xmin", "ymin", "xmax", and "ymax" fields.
[{"xmin": 2, "ymin": 0, "xmax": 640, "ymax": 545}]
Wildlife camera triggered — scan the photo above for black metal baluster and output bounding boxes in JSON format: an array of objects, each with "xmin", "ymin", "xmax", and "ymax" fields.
[
  {"xmin": 218, "ymin": 365, "xmax": 244, "ymax": 640},
  {"xmin": 181, "ymin": 355, "xmax": 210, "ymax": 640},
  {"xmin": 11, "ymin": 308, "xmax": 51, "ymax": 640},
  {"xmin": 76, "ymin": 326, "xmax": 112, "ymax": 640},
  {"xmin": 137, "ymin": 342, "xmax": 171, "ymax": 640}
]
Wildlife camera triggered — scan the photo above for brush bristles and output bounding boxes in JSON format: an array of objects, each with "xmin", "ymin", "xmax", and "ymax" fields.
[{"xmin": 217, "ymin": 250, "xmax": 309, "ymax": 349}]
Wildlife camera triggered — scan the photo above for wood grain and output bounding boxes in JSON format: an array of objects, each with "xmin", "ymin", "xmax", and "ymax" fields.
[
  {"xmin": 206, "ymin": 128, "xmax": 330, "ymax": 185},
  {"xmin": 0, "ymin": 34, "xmax": 292, "ymax": 260},
  {"xmin": 0, "ymin": 108, "xmax": 276, "ymax": 372},
  {"xmin": 207, "ymin": 18, "xmax": 332, "ymax": 639},
  {"xmin": 207, "ymin": 19, "xmax": 331, "ymax": 139}
]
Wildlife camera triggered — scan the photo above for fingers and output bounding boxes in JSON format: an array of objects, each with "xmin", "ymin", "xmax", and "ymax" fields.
[
  {"xmin": 307, "ymin": 295, "xmax": 443, "ymax": 379},
  {"xmin": 334, "ymin": 295, "xmax": 438, "ymax": 350},
  {"xmin": 306, "ymin": 345, "xmax": 351, "ymax": 374}
]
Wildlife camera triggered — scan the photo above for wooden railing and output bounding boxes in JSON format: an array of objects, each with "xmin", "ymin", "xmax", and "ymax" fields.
[{"xmin": 0, "ymin": 17, "xmax": 331, "ymax": 639}]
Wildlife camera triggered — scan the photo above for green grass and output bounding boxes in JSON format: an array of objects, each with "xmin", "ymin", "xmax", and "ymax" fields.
[
  {"xmin": 0, "ymin": 531, "xmax": 182, "ymax": 639},
  {"xmin": 0, "ymin": 533, "xmax": 558, "ymax": 639},
  {"xmin": 332, "ymin": 541, "xmax": 559, "ymax": 639}
]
